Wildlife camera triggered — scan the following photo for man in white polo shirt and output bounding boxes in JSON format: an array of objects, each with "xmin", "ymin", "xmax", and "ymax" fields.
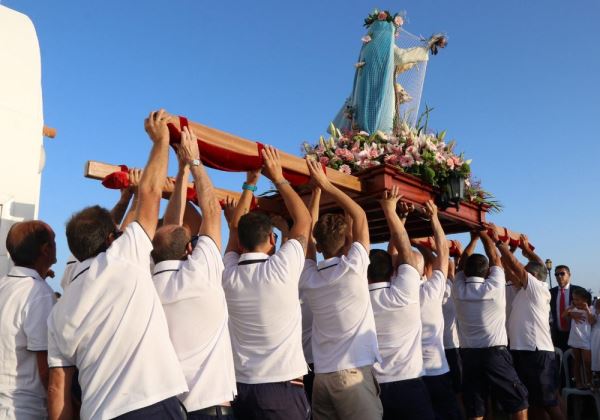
[
  {"xmin": 416, "ymin": 202, "xmax": 462, "ymax": 420},
  {"xmin": 300, "ymin": 158, "xmax": 382, "ymax": 420},
  {"xmin": 368, "ymin": 187, "xmax": 434, "ymax": 420},
  {"xmin": 453, "ymin": 230, "xmax": 528, "ymax": 420},
  {"xmin": 151, "ymin": 127, "xmax": 237, "ymax": 419},
  {"xmin": 493, "ymin": 231, "xmax": 564, "ymax": 420},
  {"xmin": 0, "ymin": 221, "xmax": 57, "ymax": 419},
  {"xmin": 46, "ymin": 110, "xmax": 188, "ymax": 420},
  {"xmin": 222, "ymin": 146, "xmax": 311, "ymax": 419}
]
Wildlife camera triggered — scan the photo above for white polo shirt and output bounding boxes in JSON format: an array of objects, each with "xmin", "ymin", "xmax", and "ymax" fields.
[
  {"xmin": 505, "ymin": 280, "xmax": 518, "ymax": 332},
  {"xmin": 300, "ymin": 242, "xmax": 381, "ymax": 374},
  {"xmin": 442, "ymin": 280, "xmax": 460, "ymax": 350},
  {"xmin": 300, "ymin": 289, "xmax": 314, "ymax": 364},
  {"xmin": 222, "ymin": 239, "xmax": 307, "ymax": 384},
  {"xmin": 59, "ymin": 255, "xmax": 78, "ymax": 291},
  {"xmin": 369, "ymin": 264, "xmax": 424, "ymax": 383},
  {"xmin": 420, "ymin": 270, "xmax": 449, "ymax": 376},
  {"xmin": 0, "ymin": 267, "xmax": 55, "ymax": 419},
  {"xmin": 152, "ymin": 236, "xmax": 236, "ymax": 412},
  {"xmin": 508, "ymin": 273, "xmax": 554, "ymax": 351},
  {"xmin": 47, "ymin": 222, "xmax": 188, "ymax": 420},
  {"xmin": 453, "ymin": 266, "xmax": 507, "ymax": 348}
]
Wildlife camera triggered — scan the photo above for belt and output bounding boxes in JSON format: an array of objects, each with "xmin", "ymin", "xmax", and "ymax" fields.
[{"xmin": 191, "ymin": 405, "xmax": 234, "ymax": 416}]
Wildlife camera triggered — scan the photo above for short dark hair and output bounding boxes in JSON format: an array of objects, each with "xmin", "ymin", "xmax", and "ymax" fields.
[
  {"xmin": 572, "ymin": 287, "xmax": 592, "ymax": 305},
  {"xmin": 151, "ymin": 226, "xmax": 190, "ymax": 263},
  {"xmin": 66, "ymin": 206, "xmax": 115, "ymax": 261},
  {"xmin": 368, "ymin": 249, "xmax": 393, "ymax": 282},
  {"xmin": 313, "ymin": 213, "xmax": 347, "ymax": 257},
  {"xmin": 238, "ymin": 212, "xmax": 272, "ymax": 251},
  {"xmin": 525, "ymin": 261, "xmax": 547, "ymax": 282},
  {"xmin": 6, "ymin": 221, "xmax": 53, "ymax": 267},
  {"xmin": 555, "ymin": 265, "xmax": 570, "ymax": 274},
  {"xmin": 465, "ymin": 253, "xmax": 489, "ymax": 278}
]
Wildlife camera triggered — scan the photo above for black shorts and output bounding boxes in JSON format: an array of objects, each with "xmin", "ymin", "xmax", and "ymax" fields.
[
  {"xmin": 422, "ymin": 373, "xmax": 463, "ymax": 420},
  {"xmin": 461, "ymin": 347, "xmax": 529, "ymax": 417},
  {"xmin": 511, "ymin": 350, "xmax": 559, "ymax": 407},
  {"xmin": 114, "ymin": 396, "xmax": 186, "ymax": 419},
  {"xmin": 233, "ymin": 381, "xmax": 310, "ymax": 420},
  {"xmin": 379, "ymin": 377, "xmax": 435, "ymax": 420},
  {"xmin": 445, "ymin": 348, "xmax": 463, "ymax": 393}
]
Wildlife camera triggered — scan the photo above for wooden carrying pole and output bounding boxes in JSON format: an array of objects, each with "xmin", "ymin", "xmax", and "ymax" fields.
[
  {"xmin": 84, "ymin": 160, "xmax": 282, "ymax": 213},
  {"xmin": 164, "ymin": 113, "xmax": 362, "ymax": 193}
]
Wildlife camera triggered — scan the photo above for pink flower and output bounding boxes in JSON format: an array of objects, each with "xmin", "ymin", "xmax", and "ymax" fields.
[
  {"xmin": 378, "ymin": 11, "xmax": 387, "ymax": 20},
  {"xmin": 316, "ymin": 145, "xmax": 325, "ymax": 154},
  {"xmin": 434, "ymin": 152, "xmax": 445, "ymax": 164},
  {"xmin": 446, "ymin": 157, "xmax": 455, "ymax": 170},
  {"xmin": 384, "ymin": 154, "xmax": 400, "ymax": 165},
  {"xmin": 339, "ymin": 164, "xmax": 352, "ymax": 175},
  {"xmin": 399, "ymin": 155, "xmax": 415, "ymax": 168},
  {"xmin": 394, "ymin": 16, "xmax": 404, "ymax": 26},
  {"xmin": 319, "ymin": 156, "xmax": 330, "ymax": 166},
  {"xmin": 335, "ymin": 147, "xmax": 355, "ymax": 162},
  {"xmin": 452, "ymin": 156, "xmax": 462, "ymax": 167},
  {"xmin": 361, "ymin": 35, "xmax": 372, "ymax": 43}
]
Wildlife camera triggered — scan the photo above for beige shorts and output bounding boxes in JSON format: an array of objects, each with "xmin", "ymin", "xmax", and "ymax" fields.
[{"xmin": 312, "ymin": 365, "xmax": 383, "ymax": 420}]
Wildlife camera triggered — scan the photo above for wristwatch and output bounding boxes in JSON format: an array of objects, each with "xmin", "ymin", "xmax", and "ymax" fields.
[{"xmin": 189, "ymin": 159, "xmax": 200, "ymax": 167}]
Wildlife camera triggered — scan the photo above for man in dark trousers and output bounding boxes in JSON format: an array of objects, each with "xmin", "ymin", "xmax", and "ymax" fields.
[{"xmin": 549, "ymin": 265, "xmax": 585, "ymax": 351}]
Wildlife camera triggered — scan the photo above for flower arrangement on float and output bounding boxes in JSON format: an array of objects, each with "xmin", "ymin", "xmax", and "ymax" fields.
[{"xmin": 302, "ymin": 113, "xmax": 501, "ymax": 212}]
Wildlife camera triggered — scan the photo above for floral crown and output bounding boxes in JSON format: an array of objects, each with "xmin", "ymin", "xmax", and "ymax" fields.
[{"xmin": 363, "ymin": 9, "xmax": 404, "ymax": 28}]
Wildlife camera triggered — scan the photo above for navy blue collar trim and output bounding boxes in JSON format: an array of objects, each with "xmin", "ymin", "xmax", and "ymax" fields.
[
  {"xmin": 71, "ymin": 267, "xmax": 90, "ymax": 283},
  {"xmin": 318, "ymin": 263, "xmax": 338, "ymax": 271},
  {"xmin": 153, "ymin": 269, "xmax": 180, "ymax": 276},
  {"xmin": 238, "ymin": 259, "xmax": 268, "ymax": 266}
]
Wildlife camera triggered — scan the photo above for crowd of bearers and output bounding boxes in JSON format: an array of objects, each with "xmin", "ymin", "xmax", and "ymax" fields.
[{"xmin": 0, "ymin": 109, "xmax": 588, "ymax": 420}]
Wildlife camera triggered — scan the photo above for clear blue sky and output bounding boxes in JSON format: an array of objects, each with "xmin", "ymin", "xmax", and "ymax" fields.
[{"xmin": 4, "ymin": 0, "xmax": 600, "ymax": 292}]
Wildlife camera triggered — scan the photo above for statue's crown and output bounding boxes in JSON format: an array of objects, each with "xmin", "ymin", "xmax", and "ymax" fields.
[{"xmin": 363, "ymin": 9, "xmax": 404, "ymax": 28}]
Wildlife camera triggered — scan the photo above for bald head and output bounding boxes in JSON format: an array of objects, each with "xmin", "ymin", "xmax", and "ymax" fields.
[
  {"xmin": 151, "ymin": 225, "xmax": 191, "ymax": 263},
  {"xmin": 6, "ymin": 221, "xmax": 56, "ymax": 268}
]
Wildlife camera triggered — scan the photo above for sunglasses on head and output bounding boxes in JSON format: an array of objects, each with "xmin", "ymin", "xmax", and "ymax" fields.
[{"xmin": 190, "ymin": 235, "xmax": 200, "ymax": 248}]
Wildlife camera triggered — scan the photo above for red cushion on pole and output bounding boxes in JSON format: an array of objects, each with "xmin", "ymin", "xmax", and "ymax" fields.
[{"xmin": 102, "ymin": 165, "xmax": 130, "ymax": 189}]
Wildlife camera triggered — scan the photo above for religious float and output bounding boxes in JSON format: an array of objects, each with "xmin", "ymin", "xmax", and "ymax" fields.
[{"xmin": 86, "ymin": 9, "xmax": 527, "ymax": 247}]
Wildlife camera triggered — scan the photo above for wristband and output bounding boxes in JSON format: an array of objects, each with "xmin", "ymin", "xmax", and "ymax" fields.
[
  {"xmin": 242, "ymin": 183, "xmax": 257, "ymax": 192},
  {"xmin": 189, "ymin": 159, "xmax": 200, "ymax": 167},
  {"xmin": 274, "ymin": 179, "xmax": 290, "ymax": 187}
]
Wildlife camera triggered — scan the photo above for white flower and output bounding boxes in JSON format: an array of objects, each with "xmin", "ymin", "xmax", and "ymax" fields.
[
  {"xmin": 355, "ymin": 61, "xmax": 366, "ymax": 68},
  {"xmin": 361, "ymin": 35, "xmax": 372, "ymax": 44}
]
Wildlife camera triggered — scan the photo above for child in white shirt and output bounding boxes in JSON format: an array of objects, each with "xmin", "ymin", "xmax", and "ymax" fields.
[
  {"xmin": 591, "ymin": 299, "xmax": 600, "ymax": 389},
  {"xmin": 564, "ymin": 288, "xmax": 595, "ymax": 388}
]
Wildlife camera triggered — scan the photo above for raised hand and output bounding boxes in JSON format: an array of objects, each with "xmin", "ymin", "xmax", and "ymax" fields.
[
  {"xmin": 423, "ymin": 200, "xmax": 438, "ymax": 219},
  {"xmin": 128, "ymin": 168, "xmax": 143, "ymax": 192},
  {"xmin": 487, "ymin": 224, "xmax": 500, "ymax": 243},
  {"xmin": 246, "ymin": 168, "xmax": 261, "ymax": 186},
  {"xmin": 144, "ymin": 109, "xmax": 170, "ymax": 143},
  {"xmin": 178, "ymin": 126, "xmax": 200, "ymax": 164},
  {"xmin": 261, "ymin": 146, "xmax": 285, "ymax": 183},
  {"xmin": 379, "ymin": 185, "xmax": 402, "ymax": 212},
  {"xmin": 223, "ymin": 196, "xmax": 237, "ymax": 224},
  {"xmin": 306, "ymin": 157, "xmax": 332, "ymax": 191}
]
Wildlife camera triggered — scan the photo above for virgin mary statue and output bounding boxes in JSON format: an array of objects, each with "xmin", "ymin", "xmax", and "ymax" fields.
[{"xmin": 332, "ymin": 11, "xmax": 446, "ymax": 134}]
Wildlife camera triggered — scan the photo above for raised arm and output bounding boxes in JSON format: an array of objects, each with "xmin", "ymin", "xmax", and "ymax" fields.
[
  {"xmin": 138, "ymin": 109, "xmax": 171, "ymax": 239},
  {"xmin": 379, "ymin": 186, "xmax": 416, "ymax": 269},
  {"xmin": 119, "ymin": 168, "xmax": 142, "ymax": 230},
  {"xmin": 110, "ymin": 188, "xmax": 133, "ymax": 226},
  {"xmin": 305, "ymin": 186, "xmax": 321, "ymax": 261},
  {"xmin": 457, "ymin": 232, "xmax": 479, "ymax": 273},
  {"xmin": 163, "ymin": 148, "xmax": 190, "ymax": 227},
  {"xmin": 262, "ymin": 147, "xmax": 311, "ymax": 251},
  {"xmin": 519, "ymin": 234, "xmax": 543, "ymax": 265},
  {"xmin": 48, "ymin": 367, "xmax": 76, "ymax": 420},
  {"xmin": 488, "ymin": 227, "xmax": 528, "ymax": 287},
  {"xmin": 225, "ymin": 169, "xmax": 261, "ymax": 253},
  {"xmin": 179, "ymin": 126, "xmax": 221, "ymax": 249},
  {"xmin": 307, "ymin": 157, "xmax": 368, "ymax": 250},
  {"xmin": 425, "ymin": 200, "xmax": 448, "ymax": 278},
  {"xmin": 480, "ymin": 229, "xmax": 501, "ymax": 268}
]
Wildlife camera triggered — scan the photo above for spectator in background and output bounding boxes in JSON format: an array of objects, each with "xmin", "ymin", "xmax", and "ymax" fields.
[
  {"xmin": 0, "ymin": 220, "xmax": 57, "ymax": 419},
  {"xmin": 550, "ymin": 265, "xmax": 585, "ymax": 351}
]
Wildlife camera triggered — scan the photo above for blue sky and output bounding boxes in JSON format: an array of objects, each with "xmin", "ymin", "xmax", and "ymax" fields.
[{"xmin": 4, "ymin": 0, "xmax": 600, "ymax": 292}]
